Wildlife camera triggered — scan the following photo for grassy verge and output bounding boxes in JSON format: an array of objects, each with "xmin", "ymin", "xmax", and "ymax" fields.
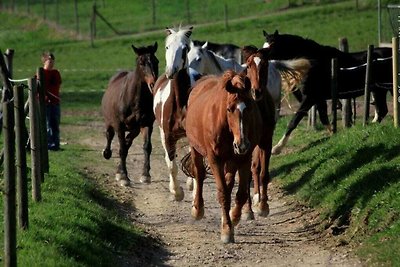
[
  {"xmin": 271, "ymin": 116, "xmax": 400, "ymax": 266},
  {"xmin": 0, "ymin": 138, "xmax": 157, "ymax": 266}
]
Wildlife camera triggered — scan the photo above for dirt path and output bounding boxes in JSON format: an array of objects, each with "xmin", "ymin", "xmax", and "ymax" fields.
[{"xmin": 76, "ymin": 122, "xmax": 363, "ymax": 267}]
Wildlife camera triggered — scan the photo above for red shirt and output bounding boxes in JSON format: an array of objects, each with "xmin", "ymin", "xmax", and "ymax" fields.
[{"xmin": 43, "ymin": 69, "xmax": 62, "ymax": 105}]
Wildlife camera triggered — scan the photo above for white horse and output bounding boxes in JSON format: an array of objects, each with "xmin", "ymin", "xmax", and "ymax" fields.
[
  {"xmin": 152, "ymin": 26, "xmax": 195, "ymax": 201},
  {"xmin": 188, "ymin": 42, "xmax": 310, "ymax": 121}
]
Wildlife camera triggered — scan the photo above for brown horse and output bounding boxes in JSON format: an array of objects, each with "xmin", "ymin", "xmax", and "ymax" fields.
[
  {"xmin": 186, "ymin": 70, "xmax": 262, "ymax": 243},
  {"xmin": 152, "ymin": 26, "xmax": 193, "ymax": 201},
  {"xmin": 101, "ymin": 42, "xmax": 159, "ymax": 186},
  {"xmin": 243, "ymin": 47, "xmax": 277, "ymax": 219}
]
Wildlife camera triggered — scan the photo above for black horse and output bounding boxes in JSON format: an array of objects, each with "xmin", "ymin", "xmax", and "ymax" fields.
[
  {"xmin": 101, "ymin": 42, "xmax": 159, "ymax": 186},
  {"xmin": 262, "ymin": 30, "xmax": 392, "ymax": 154}
]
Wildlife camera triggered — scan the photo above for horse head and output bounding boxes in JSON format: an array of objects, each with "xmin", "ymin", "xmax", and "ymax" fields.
[
  {"xmin": 223, "ymin": 71, "xmax": 254, "ymax": 155},
  {"xmin": 164, "ymin": 26, "xmax": 193, "ymax": 79},
  {"xmin": 188, "ymin": 41, "xmax": 208, "ymax": 75},
  {"xmin": 243, "ymin": 46, "xmax": 269, "ymax": 101},
  {"xmin": 132, "ymin": 42, "xmax": 159, "ymax": 93},
  {"xmin": 263, "ymin": 29, "xmax": 279, "ymax": 49}
]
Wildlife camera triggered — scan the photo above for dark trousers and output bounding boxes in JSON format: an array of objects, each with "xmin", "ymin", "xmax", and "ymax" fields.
[{"xmin": 46, "ymin": 104, "xmax": 60, "ymax": 150}]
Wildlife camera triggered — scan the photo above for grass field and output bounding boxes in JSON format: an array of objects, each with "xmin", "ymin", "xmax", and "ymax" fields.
[{"xmin": 1, "ymin": 0, "xmax": 399, "ymax": 265}]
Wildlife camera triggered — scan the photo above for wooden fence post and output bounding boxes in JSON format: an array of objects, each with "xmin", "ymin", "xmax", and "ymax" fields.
[
  {"xmin": 37, "ymin": 68, "xmax": 49, "ymax": 175},
  {"xmin": 3, "ymin": 90, "xmax": 17, "ymax": 267},
  {"xmin": 392, "ymin": 37, "xmax": 399, "ymax": 127},
  {"xmin": 14, "ymin": 85, "xmax": 29, "ymax": 230},
  {"xmin": 331, "ymin": 58, "xmax": 338, "ymax": 133},
  {"xmin": 363, "ymin": 45, "xmax": 374, "ymax": 126},
  {"xmin": 28, "ymin": 77, "xmax": 42, "ymax": 202},
  {"xmin": 339, "ymin": 37, "xmax": 353, "ymax": 127}
]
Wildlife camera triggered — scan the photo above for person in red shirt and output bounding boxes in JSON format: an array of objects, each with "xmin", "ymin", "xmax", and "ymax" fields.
[{"xmin": 41, "ymin": 52, "xmax": 62, "ymax": 151}]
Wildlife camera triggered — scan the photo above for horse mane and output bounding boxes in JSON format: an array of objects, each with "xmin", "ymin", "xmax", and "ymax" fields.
[{"xmin": 165, "ymin": 26, "xmax": 193, "ymax": 46}]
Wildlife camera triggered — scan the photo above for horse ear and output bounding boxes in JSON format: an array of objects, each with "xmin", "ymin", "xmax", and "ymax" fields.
[
  {"xmin": 132, "ymin": 45, "xmax": 139, "ymax": 55},
  {"xmin": 274, "ymin": 29, "xmax": 279, "ymax": 36},
  {"xmin": 202, "ymin": 42, "xmax": 208, "ymax": 49},
  {"xmin": 263, "ymin": 30, "xmax": 268, "ymax": 37}
]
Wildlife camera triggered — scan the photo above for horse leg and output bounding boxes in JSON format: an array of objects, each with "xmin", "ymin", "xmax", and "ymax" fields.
[
  {"xmin": 140, "ymin": 126, "xmax": 153, "ymax": 184},
  {"xmin": 191, "ymin": 148, "xmax": 205, "ymax": 220},
  {"xmin": 186, "ymin": 147, "xmax": 194, "ymax": 191},
  {"xmin": 116, "ymin": 128, "xmax": 130, "ymax": 186},
  {"xmin": 102, "ymin": 126, "xmax": 114, "ymax": 159},
  {"xmin": 259, "ymin": 130, "xmax": 273, "ymax": 217},
  {"xmin": 371, "ymin": 91, "xmax": 388, "ymax": 123},
  {"xmin": 230, "ymin": 161, "xmax": 250, "ymax": 227},
  {"xmin": 242, "ymin": 147, "xmax": 261, "ymax": 221},
  {"xmin": 209, "ymin": 156, "xmax": 234, "ymax": 244},
  {"xmin": 272, "ymin": 97, "xmax": 315, "ymax": 154},
  {"xmin": 159, "ymin": 127, "xmax": 184, "ymax": 201},
  {"xmin": 315, "ymin": 100, "xmax": 333, "ymax": 133}
]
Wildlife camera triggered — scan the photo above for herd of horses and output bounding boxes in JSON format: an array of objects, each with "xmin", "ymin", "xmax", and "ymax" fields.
[{"xmin": 100, "ymin": 26, "xmax": 393, "ymax": 243}]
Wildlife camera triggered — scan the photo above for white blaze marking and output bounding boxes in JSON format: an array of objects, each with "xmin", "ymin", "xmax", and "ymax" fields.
[
  {"xmin": 237, "ymin": 102, "xmax": 246, "ymax": 139},
  {"xmin": 253, "ymin": 56, "xmax": 261, "ymax": 67},
  {"xmin": 263, "ymin": 42, "xmax": 270, "ymax": 48}
]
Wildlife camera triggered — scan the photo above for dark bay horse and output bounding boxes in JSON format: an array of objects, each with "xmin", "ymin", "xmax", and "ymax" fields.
[
  {"xmin": 152, "ymin": 26, "xmax": 193, "ymax": 201},
  {"xmin": 262, "ymin": 30, "xmax": 392, "ymax": 154},
  {"xmin": 101, "ymin": 42, "xmax": 158, "ymax": 186},
  {"xmin": 186, "ymin": 70, "xmax": 262, "ymax": 243},
  {"xmin": 242, "ymin": 47, "xmax": 278, "ymax": 219}
]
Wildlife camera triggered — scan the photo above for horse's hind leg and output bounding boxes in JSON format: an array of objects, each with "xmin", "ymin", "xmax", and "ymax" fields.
[
  {"xmin": 140, "ymin": 126, "xmax": 153, "ymax": 184},
  {"xmin": 191, "ymin": 148, "xmax": 205, "ymax": 220},
  {"xmin": 159, "ymin": 127, "xmax": 184, "ymax": 201},
  {"xmin": 103, "ymin": 126, "xmax": 114, "ymax": 159},
  {"xmin": 371, "ymin": 91, "xmax": 388, "ymax": 123}
]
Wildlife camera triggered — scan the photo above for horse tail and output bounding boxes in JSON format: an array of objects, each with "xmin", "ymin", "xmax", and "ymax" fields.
[{"xmin": 271, "ymin": 58, "xmax": 311, "ymax": 95}]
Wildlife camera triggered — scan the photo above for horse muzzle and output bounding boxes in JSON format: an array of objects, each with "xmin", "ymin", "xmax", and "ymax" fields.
[{"xmin": 233, "ymin": 139, "xmax": 250, "ymax": 155}]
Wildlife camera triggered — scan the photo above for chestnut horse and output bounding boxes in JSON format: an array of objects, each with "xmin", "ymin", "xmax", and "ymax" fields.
[
  {"xmin": 152, "ymin": 26, "xmax": 193, "ymax": 201},
  {"xmin": 101, "ymin": 42, "xmax": 158, "ymax": 186},
  {"xmin": 186, "ymin": 70, "xmax": 262, "ymax": 243}
]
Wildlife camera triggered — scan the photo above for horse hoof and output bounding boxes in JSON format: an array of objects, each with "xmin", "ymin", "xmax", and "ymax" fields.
[
  {"xmin": 186, "ymin": 177, "xmax": 194, "ymax": 191},
  {"xmin": 220, "ymin": 232, "xmax": 234, "ymax": 244},
  {"xmin": 257, "ymin": 204, "xmax": 270, "ymax": 217},
  {"xmin": 140, "ymin": 175, "xmax": 151, "ymax": 184},
  {"xmin": 242, "ymin": 211, "xmax": 255, "ymax": 221},
  {"xmin": 271, "ymin": 146, "xmax": 282, "ymax": 155},
  {"xmin": 191, "ymin": 206, "xmax": 204, "ymax": 220},
  {"xmin": 102, "ymin": 149, "xmax": 112, "ymax": 159},
  {"xmin": 174, "ymin": 186, "xmax": 184, "ymax": 201},
  {"xmin": 119, "ymin": 179, "xmax": 130, "ymax": 187}
]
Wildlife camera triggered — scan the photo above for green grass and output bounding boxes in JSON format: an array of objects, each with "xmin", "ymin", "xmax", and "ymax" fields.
[
  {"xmin": 1, "ymin": 0, "xmax": 400, "ymax": 265},
  {"xmin": 0, "ymin": 143, "xmax": 155, "ymax": 266}
]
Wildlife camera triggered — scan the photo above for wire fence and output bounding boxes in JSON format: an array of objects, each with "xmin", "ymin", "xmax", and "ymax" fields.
[{"xmin": 0, "ymin": 0, "xmax": 352, "ymax": 39}]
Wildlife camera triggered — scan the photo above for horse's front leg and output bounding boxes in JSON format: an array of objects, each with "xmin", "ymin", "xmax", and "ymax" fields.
[
  {"xmin": 102, "ymin": 126, "xmax": 114, "ymax": 159},
  {"xmin": 209, "ymin": 157, "xmax": 234, "ymax": 244},
  {"xmin": 159, "ymin": 127, "xmax": 184, "ymax": 201},
  {"xmin": 231, "ymin": 159, "xmax": 251, "ymax": 226},
  {"xmin": 140, "ymin": 125, "xmax": 153, "ymax": 183},
  {"xmin": 116, "ymin": 128, "xmax": 131, "ymax": 186},
  {"xmin": 191, "ymin": 148, "xmax": 205, "ymax": 220}
]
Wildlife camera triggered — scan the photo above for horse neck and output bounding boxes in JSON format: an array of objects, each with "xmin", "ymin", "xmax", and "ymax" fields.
[
  {"xmin": 172, "ymin": 68, "xmax": 192, "ymax": 112},
  {"xmin": 208, "ymin": 51, "xmax": 244, "ymax": 74}
]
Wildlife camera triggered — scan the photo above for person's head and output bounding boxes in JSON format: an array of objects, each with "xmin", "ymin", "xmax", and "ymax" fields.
[{"xmin": 41, "ymin": 52, "xmax": 55, "ymax": 70}]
